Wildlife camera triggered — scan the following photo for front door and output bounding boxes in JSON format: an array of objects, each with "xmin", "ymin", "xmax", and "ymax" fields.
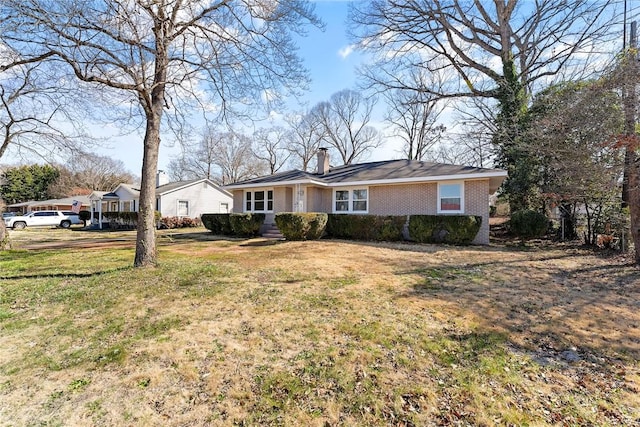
[{"xmin": 294, "ymin": 186, "xmax": 305, "ymax": 212}]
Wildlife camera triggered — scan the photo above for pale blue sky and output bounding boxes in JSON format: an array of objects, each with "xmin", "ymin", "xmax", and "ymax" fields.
[{"xmin": 109, "ymin": 0, "xmax": 370, "ymax": 176}]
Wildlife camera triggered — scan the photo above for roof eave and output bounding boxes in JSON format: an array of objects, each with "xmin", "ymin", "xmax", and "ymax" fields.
[
  {"xmin": 327, "ymin": 170, "xmax": 509, "ymax": 187},
  {"xmin": 224, "ymin": 178, "xmax": 328, "ymax": 190},
  {"xmin": 223, "ymin": 171, "xmax": 508, "ymax": 190}
]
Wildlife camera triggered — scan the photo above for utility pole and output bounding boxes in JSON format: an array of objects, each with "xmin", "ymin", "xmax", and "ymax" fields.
[
  {"xmin": 621, "ymin": 18, "xmax": 640, "ymax": 263},
  {"xmin": 622, "ymin": 21, "xmax": 637, "ymax": 208}
]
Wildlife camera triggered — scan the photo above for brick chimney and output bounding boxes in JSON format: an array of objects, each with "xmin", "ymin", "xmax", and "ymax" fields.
[{"xmin": 316, "ymin": 148, "xmax": 330, "ymax": 175}]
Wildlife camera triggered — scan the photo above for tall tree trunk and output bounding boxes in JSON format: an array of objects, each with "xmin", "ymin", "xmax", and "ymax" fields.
[
  {"xmin": 0, "ymin": 218, "xmax": 9, "ymax": 250},
  {"xmin": 629, "ymin": 157, "xmax": 640, "ymax": 263},
  {"xmin": 134, "ymin": 16, "xmax": 168, "ymax": 268},
  {"xmin": 134, "ymin": 111, "xmax": 161, "ymax": 267}
]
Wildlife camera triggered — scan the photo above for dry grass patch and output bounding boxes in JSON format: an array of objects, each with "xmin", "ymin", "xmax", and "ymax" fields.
[{"xmin": 1, "ymin": 231, "xmax": 639, "ymax": 425}]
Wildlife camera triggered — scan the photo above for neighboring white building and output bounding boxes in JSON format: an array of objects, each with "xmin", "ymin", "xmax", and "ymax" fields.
[
  {"xmin": 155, "ymin": 179, "xmax": 232, "ymax": 217},
  {"xmin": 89, "ymin": 172, "xmax": 233, "ymax": 228}
]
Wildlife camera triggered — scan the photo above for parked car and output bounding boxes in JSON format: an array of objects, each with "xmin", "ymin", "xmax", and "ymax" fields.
[
  {"xmin": 4, "ymin": 210, "xmax": 83, "ymax": 229},
  {"xmin": 2, "ymin": 212, "xmax": 16, "ymax": 219}
]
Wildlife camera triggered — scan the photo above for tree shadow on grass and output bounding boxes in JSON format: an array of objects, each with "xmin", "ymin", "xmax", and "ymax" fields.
[
  {"xmin": 0, "ymin": 266, "xmax": 131, "ymax": 281},
  {"xmin": 395, "ymin": 253, "xmax": 640, "ymax": 368}
]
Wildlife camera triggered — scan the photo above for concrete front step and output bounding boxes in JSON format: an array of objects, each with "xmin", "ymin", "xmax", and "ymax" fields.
[{"xmin": 261, "ymin": 224, "xmax": 285, "ymax": 240}]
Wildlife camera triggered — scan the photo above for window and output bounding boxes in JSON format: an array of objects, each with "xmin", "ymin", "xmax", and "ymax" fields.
[
  {"xmin": 333, "ymin": 188, "xmax": 368, "ymax": 213},
  {"xmin": 335, "ymin": 190, "xmax": 349, "ymax": 211},
  {"xmin": 245, "ymin": 190, "xmax": 273, "ymax": 212},
  {"xmin": 438, "ymin": 182, "xmax": 463, "ymax": 213},
  {"xmin": 352, "ymin": 189, "xmax": 367, "ymax": 211},
  {"xmin": 177, "ymin": 200, "xmax": 189, "ymax": 216}
]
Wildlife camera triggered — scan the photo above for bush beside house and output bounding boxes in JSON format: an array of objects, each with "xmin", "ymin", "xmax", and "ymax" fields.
[
  {"xmin": 408, "ymin": 215, "xmax": 482, "ymax": 245},
  {"xmin": 202, "ymin": 213, "xmax": 265, "ymax": 237},
  {"xmin": 326, "ymin": 214, "xmax": 405, "ymax": 242},
  {"xmin": 509, "ymin": 209, "xmax": 548, "ymax": 243},
  {"xmin": 275, "ymin": 213, "xmax": 327, "ymax": 240},
  {"xmin": 201, "ymin": 213, "xmax": 233, "ymax": 235},
  {"xmin": 203, "ymin": 212, "xmax": 483, "ymax": 245},
  {"xmin": 160, "ymin": 216, "xmax": 202, "ymax": 229}
]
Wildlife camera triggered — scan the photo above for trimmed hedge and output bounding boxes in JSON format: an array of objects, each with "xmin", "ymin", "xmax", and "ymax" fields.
[
  {"xmin": 326, "ymin": 214, "xmax": 405, "ymax": 241},
  {"xmin": 201, "ymin": 212, "xmax": 483, "ymax": 245},
  {"xmin": 408, "ymin": 215, "xmax": 482, "ymax": 244},
  {"xmin": 275, "ymin": 212, "xmax": 328, "ymax": 240},
  {"xmin": 229, "ymin": 213, "xmax": 265, "ymax": 237},
  {"xmin": 201, "ymin": 213, "xmax": 265, "ymax": 237},
  {"xmin": 509, "ymin": 209, "xmax": 548, "ymax": 241},
  {"xmin": 103, "ymin": 211, "xmax": 138, "ymax": 228},
  {"xmin": 201, "ymin": 213, "xmax": 233, "ymax": 235}
]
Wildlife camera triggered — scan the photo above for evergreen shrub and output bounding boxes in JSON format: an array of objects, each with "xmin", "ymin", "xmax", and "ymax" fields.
[
  {"xmin": 509, "ymin": 209, "xmax": 548, "ymax": 241},
  {"xmin": 275, "ymin": 212, "xmax": 328, "ymax": 240},
  {"xmin": 408, "ymin": 215, "xmax": 482, "ymax": 244},
  {"xmin": 201, "ymin": 213, "xmax": 232, "ymax": 235},
  {"xmin": 229, "ymin": 213, "xmax": 265, "ymax": 237},
  {"xmin": 326, "ymin": 214, "xmax": 405, "ymax": 241}
]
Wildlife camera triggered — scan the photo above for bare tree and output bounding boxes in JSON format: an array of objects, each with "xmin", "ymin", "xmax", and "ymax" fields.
[
  {"xmin": 446, "ymin": 107, "xmax": 497, "ymax": 168},
  {"xmin": 350, "ymin": 0, "xmax": 619, "ymax": 210},
  {"xmin": 168, "ymin": 128, "xmax": 219, "ymax": 181},
  {"xmin": 0, "ymin": 55, "xmax": 91, "ymax": 162},
  {"xmin": 0, "ymin": 51, "xmax": 93, "ymax": 247},
  {"xmin": 384, "ymin": 73, "xmax": 446, "ymax": 160},
  {"xmin": 253, "ymin": 126, "xmax": 291, "ymax": 175},
  {"xmin": 351, "ymin": 0, "xmax": 617, "ymax": 99},
  {"xmin": 49, "ymin": 152, "xmax": 135, "ymax": 197},
  {"xmin": 285, "ymin": 111, "xmax": 324, "ymax": 172},
  {"xmin": 1, "ymin": 1, "xmax": 320, "ymax": 266},
  {"xmin": 166, "ymin": 156, "xmax": 193, "ymax": 182},
  {"xmin": 211, "ymin": 131, "xmax": 266, "ymax": 184},
  {"xmin": 313, "ymin": 90, "xmax": 382, "ymax": 165},
  {"xmin": 168, "ymin": 126, "xmax": 265, "ymax": 183}
]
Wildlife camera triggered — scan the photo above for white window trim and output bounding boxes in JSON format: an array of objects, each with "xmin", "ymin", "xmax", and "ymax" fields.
[
  {"xmin": 244, "ymin": 189, "xmax": 274, "ymax": 213},
  {"xmin": 332, "ymin": 186, "xmax": 369, "ymax": 214},
  {"xmin": 177, "ymin": 200, "xmax": 190, "ymax": 217},
  {"xmin": 437, "ymin": 181, "xmax": 464, "ymax": 214}
]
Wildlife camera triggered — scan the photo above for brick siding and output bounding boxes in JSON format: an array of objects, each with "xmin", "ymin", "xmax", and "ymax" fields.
[
  {"xmin": 369, "ymin": 183, "xmax": 438, "ymax": 215},
  {"xmin": 464, "ymin": 180, "xmax": 490, "ymax": 245},
  {"xmin": 233, "ymin": 180, "xmax": 492, "ymax": 244},
  {"xmin": 369, "ymin": 181, "xmax": 490, "ymax": 244}
]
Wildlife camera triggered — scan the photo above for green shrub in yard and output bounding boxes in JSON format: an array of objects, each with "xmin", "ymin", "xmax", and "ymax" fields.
[
  {"xmin": 509, "ymin": 209, "xmax": 548, "ymax": 241},
  {"xmin": 229, "ymin": 213, "xmax": 265, "ymax": 237},
  {"xmin": 102, "ymin": 211, "xmax": 140, "ymax": 229},
  {"xmin": 408, "ymin": 215, "xmax": 482, "ymax": 245},
  {"xmin": 201, "ymin": 213, "xmax": 232, "ymax": 235},
  {"xmin": 79, "ymin": 210, "xmax": 91, "ymax": 223},
  {"xmin": 275, "ymin": 212, "xmax": 328, "ymax": 240},
  {"xmin": 326, "ymin": 214, "xmax": 405, "ymax": 241}
]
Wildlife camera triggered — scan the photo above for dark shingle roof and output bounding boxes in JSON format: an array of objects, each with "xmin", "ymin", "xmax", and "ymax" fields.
[
  {"xmin": 228, "ymin": 159, "xmax": 505, "ymax": 188},
  {"xmin": 226, "ymin": 169, "xmax": 321, "ymax": 186},
  {"xmin": 156, "ymin": 179, "xmax": 201, "ymax": 194},
  {"xmin": 319, "ymin": 160, "xmax": 496, "ymax": 183}
]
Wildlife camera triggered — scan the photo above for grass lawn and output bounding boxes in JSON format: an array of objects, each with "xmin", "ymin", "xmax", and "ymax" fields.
[{"xmin": 1, "ymin": 228, "xmax": 639, "ymax": 426}]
